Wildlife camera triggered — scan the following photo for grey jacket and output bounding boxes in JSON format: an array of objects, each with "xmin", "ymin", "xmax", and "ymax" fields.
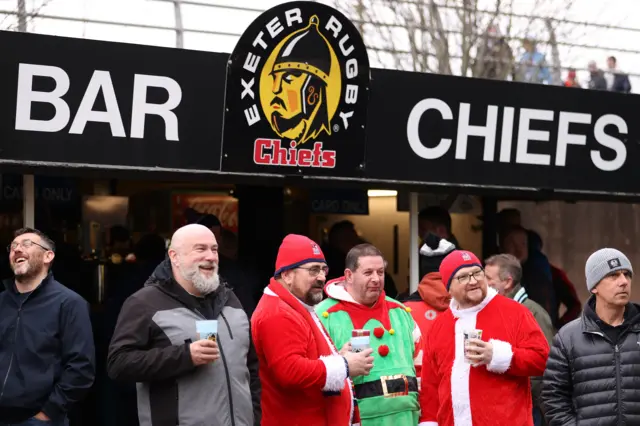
[{"xmin": 107, "ymin": 260, "xmax": 261, "ymax": 426}]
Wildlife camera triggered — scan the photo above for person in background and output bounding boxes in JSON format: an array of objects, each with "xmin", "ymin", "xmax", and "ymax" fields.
[
  {"xmin": 401, "ymin": 233, "xmax": 455, "ymax": 388},
  {"xmin": 472, "ymin": 24, "xmax": 514, "ymax": 80},
  {"xmin": 485, "ymin": 254, "xmax": 554, "ymax": 426},
  {"xmin": 563, "ymin": 68, "xmax": 580, "ymax": 87},
  {"xmin": 107, "ymin": 224, "xmax": 261, "ymax": 426},
  {"xmin": 317, "ymin": 244, "xmax": 421, "ymax": 425},
  {"xmin": 251, "ymin": 234, "xmax": 374, "ymax": 426},
  {"xmin": 418, "ymin": 206, "xmax": 461, "ymax": 249},
  {"xmin": 501, "ymin": 225, "xmax": 558, "ymax": 326},
  {"xmin": 419, "ymin": 250, "xmax": 549, "ymax": 426},
  {"xmin": 497, "ymin": 208, "xmax": 522, "ymax": 237},
  {"xmin": 516, "ymin": 37, "xmax": 551, "ymax": 84},
  {"xmin": 542, "ymin": 248, "xmax": 640, "ymax": 425},
  {"xmin": 527, "ymin": 230, "xmax": 581, "ymax": 328},
  {"xmin": 323, "ymin": 220, "xmax": 361, "ymax": 281},
  {"xmin": 587, "ymin": 60, "xmax": 607, "ymax": 90},
  {"xmin": 220, "ymin": 228, "xmax": 238, "ymax": 261},
  {"xmin": 0, "ymin": 228, "xmax": 95, "ymax": 426},
  {"xmin": 605, "ymin": 56, "xmax": 631, "ymax": 93}
]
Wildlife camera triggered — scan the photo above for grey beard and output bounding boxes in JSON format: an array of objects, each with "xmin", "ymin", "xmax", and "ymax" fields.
[
  {"xmin": 304, "ymin": 289, "xmax": 324, "ymax": 306},
  {"xmin": 178, "ymin": 262, "xmax": 221, "ymax": 295},
  {"xmin": 192, "ymin": 271, "xmax": 220, "ymax": 295}
]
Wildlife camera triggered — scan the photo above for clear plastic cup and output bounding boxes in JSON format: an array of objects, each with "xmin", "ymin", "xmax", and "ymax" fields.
[
  {"xmin": 351, "ymin": 329, "xmax": 371, "ymax": 353},
  {"xmin": 463, "ymin": 329, "xmax": 483, "ymax": 364}
]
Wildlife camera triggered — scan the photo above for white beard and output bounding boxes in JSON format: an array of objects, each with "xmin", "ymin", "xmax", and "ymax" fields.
[
  {"xmin": 178, "ymin": 260, "xmax": 221, "ymax": 295},
  {"xmin": 193, "ymin": 269, "xmax": 220, "ymax": 295}
]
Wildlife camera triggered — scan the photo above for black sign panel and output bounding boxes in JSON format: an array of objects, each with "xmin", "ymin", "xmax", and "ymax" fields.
[
  {"xmin": 0, "ymin": 31, "xmax": 227, "ymax": 172},
  {"xmin": 365, "ymin": 69, "xmax": 640, "ymax": 195},
  {"xmin": 221, "ymin": 1, "xmax": 370, "ymax": 176},
  {"xmin": 309, "ymin": 188, "xmax": 369, "ymax": 215}
]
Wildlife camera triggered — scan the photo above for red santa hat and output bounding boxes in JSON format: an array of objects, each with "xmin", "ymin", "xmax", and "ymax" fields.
[
  {"xmin": 274, "ymin": 234, "xmax": 326, "ymax": 277},
  {"xmin": 439, "ymin": 250, "xmax": 483, "ymax": 290}
]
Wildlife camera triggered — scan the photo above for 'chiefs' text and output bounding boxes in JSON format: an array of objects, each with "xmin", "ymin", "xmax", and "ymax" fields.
[{"xmin": 253, "ymin": 139, "xmax": 336, "ymax": 168}]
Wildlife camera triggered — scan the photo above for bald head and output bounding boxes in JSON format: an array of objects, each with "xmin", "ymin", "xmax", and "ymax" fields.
[
  {"xmin": 170, "ymin": 224, "xmax": 217, "ymax": 252},
  {"xmin": 168, "ymin": 224, "xmax": 221, "ymax": 295}
]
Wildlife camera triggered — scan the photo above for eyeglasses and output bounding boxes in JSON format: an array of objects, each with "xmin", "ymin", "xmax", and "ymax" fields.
[
  {"xmin": 7, "ymin": 239, "xmax": 51, "ymax": 253},
  {"xmin": 297, "ymin": 265, "xmax": 329, "ymax": 277},
  {"xmin": 454, "ymin": 269, "xmax": 485, "ymax": 285}
]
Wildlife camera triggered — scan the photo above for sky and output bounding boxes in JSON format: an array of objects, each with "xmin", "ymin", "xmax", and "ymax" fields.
[{"xmin": 2, "ymin": 0, "xmax": 640, "ymax": 92}]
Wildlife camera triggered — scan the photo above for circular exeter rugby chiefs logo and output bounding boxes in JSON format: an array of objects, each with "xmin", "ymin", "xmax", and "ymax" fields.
[{"xmin": 222, "ymin": 1, "xmax": 370, "ymax": 172}]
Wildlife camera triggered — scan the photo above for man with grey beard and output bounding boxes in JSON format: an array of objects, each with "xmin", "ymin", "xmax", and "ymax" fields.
[
  {"xmin": 0, "ymin": 227, "xmax": 95, "ymax": 426},
  {"xmin": 107, "ymin": 224, "xmax": 261, "ymax": 426}
]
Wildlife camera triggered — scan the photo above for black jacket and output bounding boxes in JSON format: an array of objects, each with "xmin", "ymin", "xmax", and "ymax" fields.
[
  {"xmin": 0, "ymin": 274, "xmax": 95, "ymax": 423},
  {"xmin": 541, "ymin": 296, "xmax": 640, "ymax": 425},
  {"xmin": 107, "ymin": 259, "xmax": 261, "ymax": 426}
]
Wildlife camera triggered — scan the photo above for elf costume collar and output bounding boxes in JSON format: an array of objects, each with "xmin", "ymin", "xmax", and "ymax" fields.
[{"xmin": 323, "ymin": 277, "xmax": 407, "ymax": 330}]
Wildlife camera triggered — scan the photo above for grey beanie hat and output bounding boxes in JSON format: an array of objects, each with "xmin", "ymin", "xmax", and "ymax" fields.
[{"xmin": 585, "ymin": 248, "xmax": 633, "ymax": 292}]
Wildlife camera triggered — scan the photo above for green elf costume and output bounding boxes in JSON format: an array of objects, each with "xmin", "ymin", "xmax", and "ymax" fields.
[{"xmin": 315, "ymin": 276, "xmax": 422, "ymax": 426}]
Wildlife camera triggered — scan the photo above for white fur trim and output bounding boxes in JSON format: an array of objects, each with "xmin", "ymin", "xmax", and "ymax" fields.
[
  {"xmin": 412, "ymin": 321, "xmax": 422, "ymax": 344},
  {"xmin": 414, "ymin": 349, "xmax": 423, "ymax": 366},
  {"xmin": 324, "ymin": 280, "xmax": 358, "ymax": 303},
  {"xmin": 487, "ymin": 339, "xmax": 513, "ymax": 374},
  {"xmin": 320, "ymin": 355, "xmax": 348, "ymax": 392},
  {"xmin": 420, "ymin": 238, "xmax": 455, "ymax": 257},
  {"xmin": 418, "ymin": 423, "xmax": 439, "ymax": 426},
  {"xmin": 450, "ymin": 308, "xmax": 476, "ymax": 426},
  {"xmin": 267, "ymin": 285, "xmax": 355, "ymax": 423},
  {"xmin": 450, "ymin": 287, "xmax": 497, "ymax": 318}
]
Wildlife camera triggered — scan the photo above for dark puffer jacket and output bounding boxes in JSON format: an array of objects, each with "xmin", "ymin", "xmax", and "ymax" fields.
[{"xmin": 541, "ymin": 296, "xmax": 640, "ymax": 426}]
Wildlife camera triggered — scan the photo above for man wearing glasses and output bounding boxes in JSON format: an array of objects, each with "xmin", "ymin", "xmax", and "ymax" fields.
[
  {"xmin": 0, "ymin": 228, "xmax": 95, "ymax": 426},
  {"xmin": 418, "ymin": 250, "xmax": 549, "ymax": 426},
  {"xmin": 251, "ymin": 234, "xmax": 374, "ymax": 426}
]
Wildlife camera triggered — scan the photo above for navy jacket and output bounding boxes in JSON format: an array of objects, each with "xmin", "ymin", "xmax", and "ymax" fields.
[{"xmin": 0, "ymin": 274, "xmax": 95, "ymax": 423}]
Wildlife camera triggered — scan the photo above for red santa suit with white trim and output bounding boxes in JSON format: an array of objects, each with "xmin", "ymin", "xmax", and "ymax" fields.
[
  {"xmin": 251, "ymin": 234, "xmax": 360, "ymax": 426},
  {"xmin": 418, "ymin": 250, "xmax": 550, "ymax": 426}
]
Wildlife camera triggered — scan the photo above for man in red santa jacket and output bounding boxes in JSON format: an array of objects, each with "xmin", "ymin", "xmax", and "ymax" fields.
[
  {"xmin": 418, "ymin": 250, "xmax": 549, "ymax": 426},
  {"xmin": 251, "ymin": 234, "xmax": 375, "ymax": 426}
]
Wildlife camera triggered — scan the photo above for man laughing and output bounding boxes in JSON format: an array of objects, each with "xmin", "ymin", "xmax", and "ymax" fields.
[{"xmin": 107, "ymin": 224, "xmax": 261, "ymax": 426}]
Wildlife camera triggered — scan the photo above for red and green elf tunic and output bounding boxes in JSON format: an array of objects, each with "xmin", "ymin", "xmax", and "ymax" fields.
[{"xmin": 315, "ymin": 277, "xmax": 422, "ymax": 426}]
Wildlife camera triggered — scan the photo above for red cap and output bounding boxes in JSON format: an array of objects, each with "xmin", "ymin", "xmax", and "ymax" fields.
[
  {"xmin": 274, "ymin": 234, "xmax": 326, "ymax": 277},
  {"xmin": 439, "ymin": 250, "xmax": 482, "ymax": 290}
]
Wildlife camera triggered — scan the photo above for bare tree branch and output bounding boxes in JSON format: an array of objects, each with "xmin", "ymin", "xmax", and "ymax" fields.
[
  {"xmin": 2, "ymin": 0, "xmax": 55, "ymax": 31},
  {"xmin": 332, "ymin": 0, "xmax": 578, "ymax": 83}
]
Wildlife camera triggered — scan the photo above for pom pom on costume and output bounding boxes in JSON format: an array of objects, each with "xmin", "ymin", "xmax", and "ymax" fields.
[
  {"xmin": 378, "ymin": 345, "xmax": 390, "ymax": 357},
  {"xmin": 373, "ymin": 327, "xmax": 385, "ymax": 339}
]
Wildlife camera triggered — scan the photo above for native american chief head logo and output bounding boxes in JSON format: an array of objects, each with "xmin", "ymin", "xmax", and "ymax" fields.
[{"xmin": 259, "ymin": 15, "xmax": 341, "ymax": 146}]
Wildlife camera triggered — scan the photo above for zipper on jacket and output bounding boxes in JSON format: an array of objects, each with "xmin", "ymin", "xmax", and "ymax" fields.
[
  {"xmin": 217, "ymin": 338, "xmax": 236, "ymax": 426},
  {"xmin": 220, "ymin": 312, "xmax": 234, "ymax": 340},
  {"xmin": 614, "ymin": 345, "xmax": 622, "ymax": 425},
  {"xmin": 0, "ymin": 307, "xmax": 22, "ymax": 402}
]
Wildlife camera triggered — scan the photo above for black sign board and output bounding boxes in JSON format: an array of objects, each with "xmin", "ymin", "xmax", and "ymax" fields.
[
  {"xmin": 0, "ymin": 31, "xmax": 227, "ymax": 172},
  {"xmin": 221, "ymin": 1, "xmax": 370, "ymax": 177},
  {"xmin": 365, "ymin": 69, "xmax": 640, "ymax": 195},
  {"xmin": 309, "ymin": 188, "xmax": 369, "ymax": 215}
]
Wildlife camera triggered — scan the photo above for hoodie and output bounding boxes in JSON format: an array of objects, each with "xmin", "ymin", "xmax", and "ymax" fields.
[
  {"xmin": 403, "ymin": 273, "xmax": 451, "ymax": 385},
  {"xmin": 107, "ymin": 259, "xmax": 261, "ymax": 426}
]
